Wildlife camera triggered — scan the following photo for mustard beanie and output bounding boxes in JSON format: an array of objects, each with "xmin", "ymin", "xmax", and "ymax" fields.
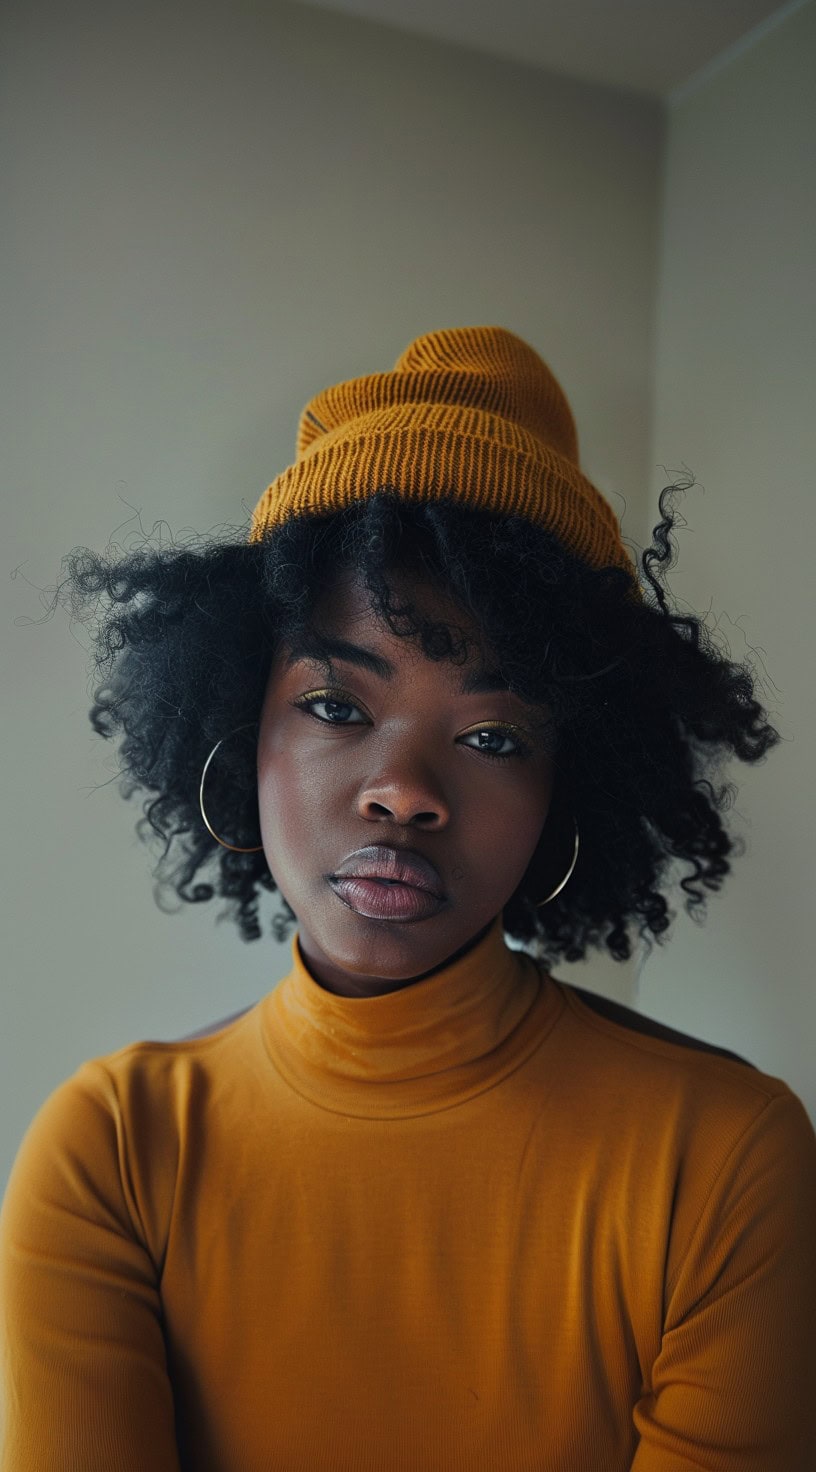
[{"xmin": 249, "ymin": 325, "xmax": 640, "ymax": 595}]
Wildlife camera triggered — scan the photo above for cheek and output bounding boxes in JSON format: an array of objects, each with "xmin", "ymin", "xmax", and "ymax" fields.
[
  {"xmin": 507, "ymin": 787, "xmax": 552, "ymax": 852},
  {"xmin": 256, "ymin": 718, "xmax": 336, "ymax": 865},
  {"xmin": 458, "ymin": 765, "xmax": 554, "ymax": 869},
  {"xmin": 258, "ymin": 748, "xmax": 309, "ymax": 831}
]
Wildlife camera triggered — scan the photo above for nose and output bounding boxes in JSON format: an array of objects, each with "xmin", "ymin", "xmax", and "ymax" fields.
[{"xmin": 357, "ymin": 749, "xmax": 450, "ymax": 829}]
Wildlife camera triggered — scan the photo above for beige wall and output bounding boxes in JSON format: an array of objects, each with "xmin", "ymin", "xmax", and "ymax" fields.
[
  {"xmin": 637, "ymin": 0, "xmax": 816, "ymax": 1118},
  {"xmin": 1, "ymin": 0, "xmax": 663, "ymax": 1188}
]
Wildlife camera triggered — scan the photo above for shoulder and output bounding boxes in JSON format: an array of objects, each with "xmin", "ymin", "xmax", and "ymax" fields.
[
  {"xmin": 546, "ymin": 978, "xmax": 816, "ymax": 1230},
  {"xmin": 542, "ymin": 972, "xmax": 810, "ymax": 1137},
  {"xmin": 7, "ymin": 1003, "xmax": 260, "ymax": 1202},
  {"xmin": 173, "ymin": 1005, "xmax": 256, "ymax": 1041},
  {"xmin": 559, "ymin": 982, "xmax": 757, "ymax": 1068},
  {"xmin": 3, "ymin": 1007, "xmax": 259, "ymax": 1258}
]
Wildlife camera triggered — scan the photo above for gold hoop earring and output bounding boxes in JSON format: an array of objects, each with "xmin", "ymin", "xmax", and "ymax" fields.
[
  {"xmin": 199, "ymin": 724, "xmax": 265, "ymax": 854},
  {"xmin": 535, "ymin": 815, "xmax": 580, "ymax": 906}
]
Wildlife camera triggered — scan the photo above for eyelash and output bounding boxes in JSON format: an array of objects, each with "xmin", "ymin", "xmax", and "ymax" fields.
[{"xmin": 290, "ymin": 687, "xmax": 531, "ymax": 762}]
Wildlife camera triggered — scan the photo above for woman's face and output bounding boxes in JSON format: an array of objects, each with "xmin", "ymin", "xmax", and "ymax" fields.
[{"xmin": 257, "ymin": 567, "xmax": 557, "ymax": 996}]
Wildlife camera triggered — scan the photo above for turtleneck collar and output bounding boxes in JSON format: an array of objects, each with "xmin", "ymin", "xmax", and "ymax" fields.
[{"xmin": 261, "ymin": 915, "xmax": 561, "ymax": 1118}]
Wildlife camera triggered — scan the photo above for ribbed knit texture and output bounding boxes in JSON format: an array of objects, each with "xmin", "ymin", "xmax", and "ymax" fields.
[
  {"xmin": 249, "ymin": 327, "xmax": 641, "ymax": 595},
  {"xmin": 3, "ymin": 917, "xmax": 816, "ymax": 1470}
]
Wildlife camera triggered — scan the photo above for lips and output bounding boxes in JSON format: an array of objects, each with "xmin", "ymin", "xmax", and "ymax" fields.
[{"xmin": 330, "ymin": 844, "xmax": 446, "ymax": 899}]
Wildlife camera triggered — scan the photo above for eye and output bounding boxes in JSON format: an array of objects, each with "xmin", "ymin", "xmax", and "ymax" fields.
[
  {"xmin": 291, "ymin": 690, "xmax": 530, "ymax": 760},
  {"xmin": 291, "ymin": 688, "xmax": 368, "ymax": 724},
  {"xmin": 459, "ymin": 725, "xmax": 529, "ymax": 761}
]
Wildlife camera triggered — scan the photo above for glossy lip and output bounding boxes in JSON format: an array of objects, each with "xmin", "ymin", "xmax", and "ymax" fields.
[
  {"xmin": 328, "ymin": 876, "xmax": 445, "ymax": 923},
  {"xmin": 329, "ymin": 844, "xmax": 446, "ymax": 899}
]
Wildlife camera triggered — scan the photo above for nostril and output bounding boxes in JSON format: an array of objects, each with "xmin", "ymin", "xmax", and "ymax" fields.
[{"xmin": 361, "ymin": 796, "xmax": 448, "ymax": 826}]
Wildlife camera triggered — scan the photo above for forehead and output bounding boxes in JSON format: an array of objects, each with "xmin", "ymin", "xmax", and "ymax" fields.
[
  {"xmin": 316, "ymin": 567, "xmax": 469, "ymax": 632},
  {"xmin": 278, "ymin": 567, "xmax": 505, "ymax": 692},
  {"xmin": 307, "ymin": 567, "xmax": 490, "ymax": 659},
  {"xmin": 269, "ymin": 570, "xmax": 557, "ymax": 731}
]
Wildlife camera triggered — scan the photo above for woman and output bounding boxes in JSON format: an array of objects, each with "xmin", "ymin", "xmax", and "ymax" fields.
[{"xmin": 2, "ymin": 326, "xmax": 815, "ymax": 1470}]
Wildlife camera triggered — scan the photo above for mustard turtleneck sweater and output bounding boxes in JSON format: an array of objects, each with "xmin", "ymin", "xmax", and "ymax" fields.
[{"xmin": 2, "ymin": 917, "xmax": 815, "ymax": 1471}]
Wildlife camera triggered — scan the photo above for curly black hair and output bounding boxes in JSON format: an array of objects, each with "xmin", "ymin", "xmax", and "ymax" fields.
[{"xmin": 47, "ymin": 482, "xmax": 780, "ymax": 965}]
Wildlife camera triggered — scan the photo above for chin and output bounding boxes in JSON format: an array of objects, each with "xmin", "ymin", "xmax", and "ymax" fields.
[{"xmin": 322, "ymin": 902, "xmax": 457, "ymax": 964}]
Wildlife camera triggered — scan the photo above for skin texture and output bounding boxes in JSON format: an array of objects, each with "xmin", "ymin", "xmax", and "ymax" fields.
[{"xmin": 256, "ymin": 569, "xmax": 557, "ymax": 996}]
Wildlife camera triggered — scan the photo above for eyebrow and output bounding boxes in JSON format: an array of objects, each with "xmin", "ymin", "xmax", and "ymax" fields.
[{"xmin": 283, "ymin": 634, "xmax": 511, "ymax": 695}]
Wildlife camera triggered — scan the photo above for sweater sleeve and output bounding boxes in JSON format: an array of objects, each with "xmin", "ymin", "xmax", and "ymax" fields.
[
  {"xmin": 630, "ymin": 1090, "xmax": 816, "ymax": 1472},
  {"xmin": 0, "ymin": 1063, "xmax": 181, "ymax": 1472}
]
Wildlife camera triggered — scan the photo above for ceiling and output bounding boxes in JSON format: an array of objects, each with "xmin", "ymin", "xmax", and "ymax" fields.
[{"xmin": 288, "ymin": 0, "xmax": 797, "ymax": 98}]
